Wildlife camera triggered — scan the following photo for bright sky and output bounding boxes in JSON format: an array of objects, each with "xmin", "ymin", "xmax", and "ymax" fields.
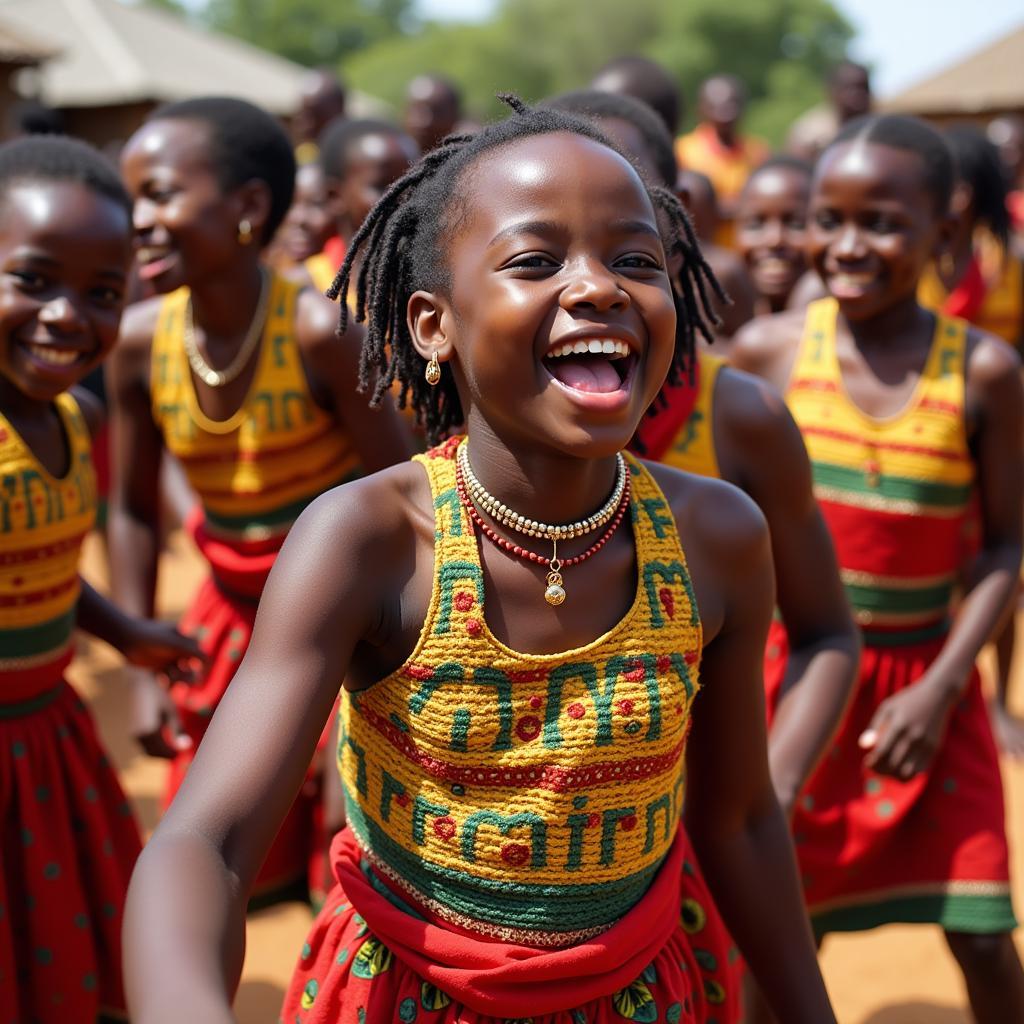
[{"xmin": 415, "ymin": 0, "xmax": 1024, "ymax": 97}]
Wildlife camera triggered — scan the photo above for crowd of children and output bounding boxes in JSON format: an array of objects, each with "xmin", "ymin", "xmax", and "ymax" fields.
[{"xmin": 2, "ymin": 49, "xmax": 1024, "ymax": 1024}]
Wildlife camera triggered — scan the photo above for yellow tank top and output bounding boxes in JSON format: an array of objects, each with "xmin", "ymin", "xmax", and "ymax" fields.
[
  {"xmin": 339, "ymin": 437, "xmax": 702, "ymax": 947},
  {"xmin": 786, "ymin": 298, "xmax": 974, "ymax": 645},
  {"xmin": 305, "ymin": 252, "xmax": 336, "ymax": 295},
  {"xmin": 659, "ymin": 351, "xmax": 725, "ymax": 479},
  {"xmin": 150, "ymin": 270, "xmax": 360, "ymax": 543},
  {"xmin": 0, "ymin": 393, "xmax": 95, "ymax": 679}
]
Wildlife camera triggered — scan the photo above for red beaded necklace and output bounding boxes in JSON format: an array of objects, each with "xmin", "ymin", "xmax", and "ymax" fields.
[{"xmin": 454, "ymin": 458, "xmax": 631, "ymax": 606}]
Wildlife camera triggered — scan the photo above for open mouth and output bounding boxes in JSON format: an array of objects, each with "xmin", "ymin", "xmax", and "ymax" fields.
[
  {"xmin": 828, "ymin": 270, "xmax": 877, "ymax": 298},
  {"xmin": 135, "ymin": 246, "xmax": 179, "ymax": 281},
  {"xmin": 22, "ymin": 341, "xmax": 89, "ymax": 372},
  {"xmin": 542, "ymin": 338, "xmax": 635, "ymax": 396}
]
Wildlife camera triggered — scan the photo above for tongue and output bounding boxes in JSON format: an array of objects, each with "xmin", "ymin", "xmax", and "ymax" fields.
[{"xmin": 547, "ymin": 355, "xmax": 622, "ymax": 394}]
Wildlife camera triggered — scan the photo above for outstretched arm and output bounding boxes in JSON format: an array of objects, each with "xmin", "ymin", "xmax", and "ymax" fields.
[
  {"xmin": 681, "ymin": 483, "xmax": 834, "ymax": 1023},
  {"xmin": 717, "ymin": 369, "xmax": 859, "ymax": 814},
  {"xmin": 123, "ymin": 479, "xmax": 391, "ymax": 1023}
]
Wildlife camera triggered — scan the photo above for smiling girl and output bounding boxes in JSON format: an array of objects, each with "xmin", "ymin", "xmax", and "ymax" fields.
[
  {"xmin": 733, "ymin": 114, "xmax": 1024, "ymax": 1021},
  {"xmin": 109, "ymin": 97, "xmax": 413, "ymax": 906},
  {"xmin": 122, "ymin": 99, "xmax": 834, "ymax": 1024},
  {"xmin": 0, "ymin": 135, "xmax": 202, "ymax": 1024}
]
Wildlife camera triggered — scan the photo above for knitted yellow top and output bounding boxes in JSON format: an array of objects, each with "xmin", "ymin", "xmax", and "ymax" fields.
[
  {"xmin": 0, "ymin": 393, "xmax": 94, "ymax": 684},
  {"xmin": 659, "ymin": 350, "xmax": 725, "ymax": 480},
  {"xmin": 339, "ymin": 437, "xmax": 703, "ymax": 948},
  {"xmin": 150, "ymin": 270, "xmax": 360, "ymax": 544}
]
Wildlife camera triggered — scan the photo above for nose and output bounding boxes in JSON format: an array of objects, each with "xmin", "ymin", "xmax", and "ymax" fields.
[
  {"xmin": 762, "ymin": 218, "xmax": 785, "ymax": 250},
  {"xmin": 39, "ymin": 294, "xmax": 87, "ymax": 332},
  {"xmin": 834, "ymin": 222, "xmax": 866, "ymax": 260},
  {"xmin": 559, "ymin": 257, "xmax": 629, "ymax": 313},
  {"xmin": 133, "ymin": 196, "xmax": 156, "ymax": 234}
]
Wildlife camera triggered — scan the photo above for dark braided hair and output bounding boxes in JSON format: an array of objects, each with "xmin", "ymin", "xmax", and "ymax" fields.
[
  {"xmin": 945, "ymin": 125, "xmax": 1011, "ymax": 250},
  {"xmin": 0, "ymin": 135, "xmax": 130, "ymax": 217},
  {"xmin": 328, "ymin": 95, "xmax": 722, "ymax": 445}
]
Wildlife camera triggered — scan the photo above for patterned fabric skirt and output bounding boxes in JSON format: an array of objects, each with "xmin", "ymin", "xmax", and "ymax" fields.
[
  {"xmin": 0, "ymin": 678, "xmax": 141, "ymax": 1023},
  {"xmin": 764, "ymin": 621, "xmax": 1015, "ymax": 935},
  {"xmin": 166, "ymin": 573, "xmax": 328, "ymax": 906},
  {"xmin": 281, "ymin": 828, "xmax": 741, "ymax": 1024}
]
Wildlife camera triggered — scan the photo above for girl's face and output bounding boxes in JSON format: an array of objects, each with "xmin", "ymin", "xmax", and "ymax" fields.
[
  {"xmin": 121, "ymin": 118, "xmax": 258, "ymax": 293},
  {"xmin": 330, "ymin": 131, "xmax": 419, "ymax": 238},
  {"xmin": 808, "ymin": 141, "xmax": 944, "ymax": 320},
  {"xmin": 736, "ymin": 167, "xmax": 810, "ymax": 304},
  {"xmin": 277, "ymin": 163, "xmax": 333, "ymax": 262},
  {"xmin": 423, "ymin": 132, "xmax": 676, "ymax": 456},
  {"xmin": 0, "ymin": 181, "xmax": 130, "ymax": 402}
]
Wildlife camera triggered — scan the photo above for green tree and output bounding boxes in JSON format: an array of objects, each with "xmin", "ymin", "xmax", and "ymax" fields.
[{"xmin": 200, "ymin": 0, "xmax": 414, "ymax": 66}]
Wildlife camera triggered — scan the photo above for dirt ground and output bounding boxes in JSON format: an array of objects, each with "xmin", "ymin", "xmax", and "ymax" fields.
[{"xmin": 74, "ymin": 531, "xmax": 1024, "ymax": 1024}]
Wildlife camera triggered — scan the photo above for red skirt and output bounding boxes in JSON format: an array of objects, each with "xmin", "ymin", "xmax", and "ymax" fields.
[
  {"xmin": 280, "ymin": 828, "xmax": 741, "ymax": 1024},
  {"xmin": 764, "ymin": 620, "xmax": 1015, "ymax": 935},
  {"xmin": 166, "ymin": 573, "xmax": 328, "ymax": 906},
  {"xmin": 0, "ymin": 678, "xmax": 141, "ymax": 1023}
]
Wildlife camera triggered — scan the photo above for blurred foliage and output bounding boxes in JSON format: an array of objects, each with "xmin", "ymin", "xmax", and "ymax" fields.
[
  {"xmin": 200, "ymin": 0, "xmax": 415, "ymax": 66},
  {"xmin": 182, "ymin": 0, "xmax": 854, "ymax": 145}
]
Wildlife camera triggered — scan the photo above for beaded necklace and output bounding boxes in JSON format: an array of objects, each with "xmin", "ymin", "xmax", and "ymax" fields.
[{"xmin": 455, "ymin": 443, "xmax": 631, "ymax": 605}]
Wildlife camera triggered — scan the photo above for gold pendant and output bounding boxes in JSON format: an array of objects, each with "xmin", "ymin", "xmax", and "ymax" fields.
[{"xmin": 545, "ymin": 569, "xmax": 566, "ymax": 606}]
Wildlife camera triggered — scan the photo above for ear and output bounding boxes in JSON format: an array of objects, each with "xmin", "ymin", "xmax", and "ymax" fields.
[
  {"xmin": 408, "ymin": 289, "xmax": 456, "ymax": 365},
  {"xmin": 233, "ymin": 178, "xmax": 273, "ymax": 241},
  {"xmin": 950, "ymin": 180, "xmax": 973, "ymax": 218}
]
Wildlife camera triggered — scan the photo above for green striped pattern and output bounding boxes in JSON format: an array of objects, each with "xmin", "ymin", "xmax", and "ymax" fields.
[
  {"xmin": 812, "ymin": 891, "xmax": 1016, "ymax": 937},
  {"xmin": 0, "ymin": 609, "xmax": 75, "ymax": 661},
  {"xmin": 343, "ymin": 782, "xmax": 667, "ymax": 935},
  {"xmin": 844, "ymin": 579, "xmax": 955, "ymax": 616},
  {"xmin": 812, "ymin": 461, "xmax": 971, "ymax": 510}
]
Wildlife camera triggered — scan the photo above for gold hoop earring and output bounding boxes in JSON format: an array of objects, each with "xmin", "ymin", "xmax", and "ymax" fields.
[
  {"xmin": 238, "ymin": 219, "xmax": 253, "ymax": 245},
  {"xmin": 425, "ymin": 351, "xmax": 441, "ymax": 386}
]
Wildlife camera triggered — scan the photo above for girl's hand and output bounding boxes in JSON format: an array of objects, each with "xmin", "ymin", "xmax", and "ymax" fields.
[
  {"xmin": 127, "ymin": 668, "xmax": 193, "ymax": 760},
  {"xmin": 859, "ymin": 676, "xmax": 958, "ymax": 779},
  {"xmin": 120, "ymin": 619, "xmax": 206, "ymax": 683}
]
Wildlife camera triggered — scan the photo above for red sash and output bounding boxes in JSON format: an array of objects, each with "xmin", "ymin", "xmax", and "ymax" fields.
[{"xmin": 632, "ymin": 361, "xmax": 701, "ymax": 462}]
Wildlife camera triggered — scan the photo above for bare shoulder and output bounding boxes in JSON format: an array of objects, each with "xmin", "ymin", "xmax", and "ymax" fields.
[
  {"xmin": 69, "ymin": 386, "xmax": 105, "ymax": 438},
  {"xmin": 715, "ymin": 365, "xmax": 790, "ymax": 440},
  {"xmin": 730, "ymin": 308, "xmax": 807, "ymax": 387},
  {"xmin": 643, "ymin": 457, "xmax": 770, "ymax": 632},
  {"xmin": 111, "ymin": 296, "xmax": 162, "ymax": 384},
  {"xmin": 965, "ymin": 325, "xmax": 1022, "ymax": 386},
  {"xmin": 280, "ymin": 459, "xmax": 430, "ymax": 597},
  {"xmin": 295, "ymin": 284, "xmax": 362, "ymax": 351}
]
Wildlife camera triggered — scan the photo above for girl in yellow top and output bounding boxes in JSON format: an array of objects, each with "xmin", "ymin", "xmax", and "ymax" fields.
[
  {"xmin": 109, "ymin": 97, "xmax": 413, "ymax": 905},
  {"xmin": 917, "ymin": 125, "xmax": 1024, "ymax": 757},
  {"xmin": 0, "ymin": 136, "xmax": 200, "ymax": 1024},
  {"xmin": 123, "ymin": 98, "xmax": 834, "ymax": 1024},
  {"xmin": 733, "ymin": 114, "xmax": 1024, "ymax": 1022}
]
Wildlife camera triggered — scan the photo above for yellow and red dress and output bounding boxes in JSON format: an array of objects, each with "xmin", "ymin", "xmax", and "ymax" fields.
[
  {"xmin": 151, "ymin": 269, "xmax": 361, "ymax": 902},
  {"xmin": 0, "ymin": 393, "xmax": 141, "ymax": 1023},
  {"xmin": 281, "ymin": 437, "xmax": 738, "ymax": 1023},
  {"xmin": 773, "ymin": 298, "xmax": 1014, "ymax": 934},
  {"xmin": 305, "ymin": 235, "xmax": 347, "ymax": 295}
]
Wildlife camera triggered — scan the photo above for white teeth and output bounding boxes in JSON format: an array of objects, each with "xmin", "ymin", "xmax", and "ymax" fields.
[
  {"xmin": 546, "ymin": 338, "xmax": 631, "ymax": 360},
  {"xmin": 29, "ymin": 344, "xmax": 79, "ymax": 367}
]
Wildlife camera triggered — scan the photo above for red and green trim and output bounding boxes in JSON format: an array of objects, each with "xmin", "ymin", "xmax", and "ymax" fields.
[{"xmin": 812, "ymin": 890, "xmax": 1016, "ymax": 937}]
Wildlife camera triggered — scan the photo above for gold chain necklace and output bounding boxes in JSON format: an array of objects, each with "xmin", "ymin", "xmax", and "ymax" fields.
[{"xmin": 183, "ymin": 268, "xmax": 270, "ymax": 388}]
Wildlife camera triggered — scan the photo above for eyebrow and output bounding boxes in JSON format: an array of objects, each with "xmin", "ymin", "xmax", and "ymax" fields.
[{"xmin": 487, "ymin": 217, "xmax": 661, "ymax": 248}]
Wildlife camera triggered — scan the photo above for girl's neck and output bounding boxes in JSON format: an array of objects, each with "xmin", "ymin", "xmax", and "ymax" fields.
[
  {"xmin": 463, "ymin": 421, "xmax": 623, "ymax": 528},
  {"xmin": 0, "ymin": 375, "xmax": 51, "ymax": 424},
  {"xmin": 188, "ymin": 258, "xmax": 265, "ymax": 341},
  {"xmin": 840, "ymin": 293, "xmax": 932, "ymax": 354}
]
